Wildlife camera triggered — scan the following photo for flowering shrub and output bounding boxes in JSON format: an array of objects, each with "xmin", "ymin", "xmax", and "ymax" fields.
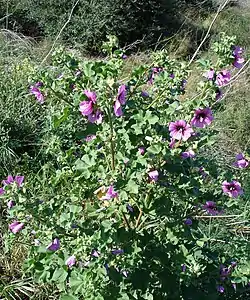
[{"xmin": 1, "ymin": 34, "xmax": 250, "ymax": 299}]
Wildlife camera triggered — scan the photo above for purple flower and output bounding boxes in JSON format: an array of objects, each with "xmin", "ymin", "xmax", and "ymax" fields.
[
  {"xmin": 216, "ymin": 70, "xmax": 231, "ymax": 86},
  {"xmin": 35, "ymin": 81, "xmax": 43, "ymax": 88},
  {"xmin": 204, "ymin": 69, "xmax": 215, "ymax": 80},
  {"xmin": 217, "ymin": 285, "xmax": 225, "ymax": 293},
  {"xmin": 79, "ymin": 101, "xmax": 94, "ymax": 116},
  {"xmin": 101, "ymin": 185, "xmax": 118, "ymax": 200},
  {"xmin": 184, "ymin": 218, "xmax": 192, "ymax": 226},
  {"xmin": 233, "ymin": 56, "xmax": 244, "ymax": 68},
  {"xmin": 169, "ymin": 73, "xmax": 175, "ymax": 79},
  {"xmin": 117, "ymin": 85, "xmax": 127, "ymax": 105},
  {"xmin": 232, "ymin": 46, "xmax": 244, "ymax": 68},
  {"xmin": 181, "ymin": 264, "xmax": 187, "ymax": 272},
  {"xmin": 169, "ymin": 120, "xmax": 194, "ymax": 141},
  {"xmin": 0, "ymin": 188, "xmax": 5, "ymax": 195},
  {"xmin": 191, "ymin": 108, "xmax": 214, "ymax": 128},
  {"xmin": 232, "ymin": 283, "xmax": 236, "ymax": 291},
  {"xmin": 30, "ymin": 86, "xmax": 45, "ymax": 104},
  {"xmin": 65, "ymin": 255, "xmax": 76, "ymax": 268},
  {"xmin": 7, "ymin": 200, "xmax": 15, "ymax": 209},
  {"xmin": 220, "ymin": 265, "xmax": 231, "ymax": 279},
  {"xmin": 180, "ymin": 79, "xmax": 187, "ymax": 90},
  {"xmin": 47, "ymin": 238, "xmax": 60, "ymax": 251},
  {"xmin": 9, "ymin": 221, "xmax": 24, "ymax": 234},
  {"xmin": 114, "ymin": 99, "xmax": 123, "ymax": 117},
  {"xmin": 233, "ymin": 46, "xmax": 243, "ymax": 57},
  {"xmin": 138, "ymin": 147, "xmax": 145, "ymax": 155},
  {"xmin": 88, "ymin": 109, "xmax": 103, "ymax": 124},
  {"xmin": 216, "ymin": 89, "xmax": 223, "ymax": 101},
  {"xmin": 141, "ymin": 91, "xmax": 149, "ymax": 98},
  {"xmin": 222, "ymin": 180, "xmax": 243, "ymax": 198},
  {"xmin": 199, "ymin": 167, "xmax": 208, "ymax": 179},
  {"xmin": 202, "ymin": 201, "xmax": 221, "ymax": 215},
  {"xmin": 111, "ymin": 249, "xmax": 124, "ymax": 255},
  {"xmin": 126, "ymin": 204, "xmax": 134, "ymax": 213},
  {"xmin": 15, "ymin": 176, "xmax": 25, "ymax": 187},
  {"xmin": 169, "ymin": 138, "xmax": 176, "ymax": 149},
  {"xmin": 2, "ymin": 175, "xmax": 24, "ymax": 188},
  {"xmin": 85, "ymin": 135, "xmax": 96, "ymax": 142},
  {"xmin": 91, "ymin": 249, "xmax": 100, "ymax": 257},
  {"xmin": 121, "ymin": 54, "xmax": 128, "ymax": 60},
  {"xmin": 148, "ymin": 67, "xmax": 162, "ymax": 84},
  {"xmin": 2, "ymin": 175, "xmax": 14, "ymax": 186},
  {"xmin": 84, "ymin": 90, "xmax": 97, "ymax": 103},
  {"xmin": 148, "ymin": 170, "xmax": 159, "ymax": 182},
  {"xmin": 233, "ymin": 153, "xmax": 249, "ymax": 168},
  {"xmin": 181, "ymin": 150, "xmax": 195, "ymax": 159}
]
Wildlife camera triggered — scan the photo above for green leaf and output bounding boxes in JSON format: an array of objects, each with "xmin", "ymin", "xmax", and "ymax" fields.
[
  {"xmin": 196, "ymin": 240, "xmax": 205, "ymax": 247},
  {"xmin": 126, "ymin": 179, "xmax": 139, "ymax": 194},
  {"xmin": 145, "ymin": 111, "xmax": 159, "ymax": 125},
  {"xmin": 69, "ymin": 205, "xmax": 82, "ymax": 214},
  {"xmin": 147, "ymin": 144, "xmax": 162, "ymax": 154},
  {"xmin": 53, "ymin": 107, "xmax": 70, "ymax": 128},
  {"xmin": 51, "ymin": 268, "xmax": 68, "ymax": 282}
]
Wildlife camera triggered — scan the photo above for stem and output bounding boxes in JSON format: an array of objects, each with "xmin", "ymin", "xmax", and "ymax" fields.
[
  {"xmin": 107, "ymin": 105, "xmax": 116, "ymax": 171},
  {"xmin": 122, "ymin": 212, "xmax": 130, "ymax": 229},
  {"xmin": 194, "ymin": 214, "xmax": 241, "ymax": 219},
  {"xmin": 135, "ymin": 208, "xmax": 143, "ymax": 228}
]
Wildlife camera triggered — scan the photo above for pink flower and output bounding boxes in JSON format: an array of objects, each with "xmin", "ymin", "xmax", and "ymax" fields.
[
  {"xmin": 233, "ymin": 56, "xmax": 244, "ymax": 68},
  {"xmin": 216, "ymin": 70, "xmax": 231, "ymax": 86},
  {"xmin": 79, "ymin": 101, "xmax": 94, "ymax": 116},
  {"xmin": 233, "ymin": 153, "xmax": 249, "ymax": 169},
  {"xmin": 9, "ymin": 221, "xmax": 24, "ymax": 234},
  {"xmin": 2, "ymin": 175, "xmax": 24, "ymax": 188},
  {"xmin": 181, "ymin": 150, "xmax": 195, "ymax": 159},
  {"xmin": 169, "ymin": 120, "xmax": 194, "ymax": 141},
  {"xmin": 148, "ymin": 67, "xmax": 163, "ymax": 84},
  {"xmin": 138, "ymin": 147, "xmax": 145, "ymax": 155},
  {"xmin": 114, "ymin": 99, "xmax": 123, "ymax": 117},
  {"xmin": 88, "ymin": 109, "xmax": 103, "ymax": 124},
  {"xmin": 7, "ymin": 200, "xmax": 15, "ymax": 209},
  {"xmin": 47, "ymin": 238, "xmax": 60, "ymax": 251},
  {"xmin": 84, "ymin": 90, "xmax": 97, "ymax": 103},
  {"xmin": 30, "ymin": 86, "xmax": 45, "ymax": 104},
  {"xmin": 233, "ymin": 46, "xmax": 243, "ymax": 56},
  {"xmin": 117, "ymin": 85, "xmax": 127, "ymax": 105},
  {"xmin": 191, "ymin": 108, "xmax": 214, "ymax": 128},
  {"xmin": 204, "ymin": 69, "xmax": 215, "ymax": 80},
  {"xmin": 65, "ymin": 255, "xmax": 76, "ymax": 268},
  {"xmin": 169, "ymin": 138, "xmax": 176, "ymax": 149},
  {"xmin": 148, "ymin": 170, "xmax": 159, "ymax": 182},
  {"xmin": 101, "ymin": 185, "xmax": 118, "ymax": 200},
  {"xmin": 232, "ymin": 46, "xmax": 244, "ymax": 68},
  {"xmin": 222, "ymin": 180, "xmax": 243, "ymax": 198},
  {"xmin": 216, "ymin": 89, "xmax": 223, "ymax": 101},
  {"xmin": 85, "ymin": 135, "xmax": 96, "ymax": 142}
]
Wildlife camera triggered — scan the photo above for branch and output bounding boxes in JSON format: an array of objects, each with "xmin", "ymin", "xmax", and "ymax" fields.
[
  {"xmin": 188, "ymin": 0, "xmax": 230, "ymax": 66},
  {"xmin": 41, "ymin": 0, "xmax": 80, "ymax": 65}
]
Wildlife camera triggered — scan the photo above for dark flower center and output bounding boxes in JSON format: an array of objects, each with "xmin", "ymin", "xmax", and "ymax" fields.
[
  {"xmin": 229, "ymin": 185, "xmax": 236, "ymax": 191},
  {"xmin": 176, "ymin": 126, "xmax": 184, "ymax": 131}
]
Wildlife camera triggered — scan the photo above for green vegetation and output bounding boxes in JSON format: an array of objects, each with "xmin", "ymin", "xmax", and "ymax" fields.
[{"xmin": 0, "ymin": 1, "xmax": 250, "ymax": 299}]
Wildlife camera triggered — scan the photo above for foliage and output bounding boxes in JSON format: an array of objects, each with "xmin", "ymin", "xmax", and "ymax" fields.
[{"xmin": 1, "ymin": 34, "xmax": 250, "ymax": 300}]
